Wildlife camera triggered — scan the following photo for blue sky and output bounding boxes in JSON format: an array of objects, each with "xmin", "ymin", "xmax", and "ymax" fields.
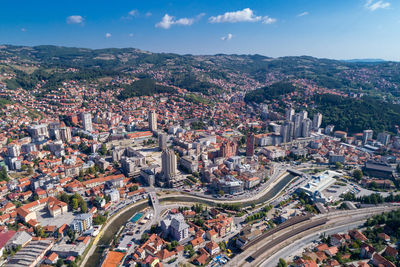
[{"xmin": 1, "ymin": 0, "xmax": 399, "ymax": 60}]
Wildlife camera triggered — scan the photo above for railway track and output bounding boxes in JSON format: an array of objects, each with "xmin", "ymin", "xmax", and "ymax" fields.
[{"xmin": 245, "ymin": 218, "xmax": 328, "ymax": 262}]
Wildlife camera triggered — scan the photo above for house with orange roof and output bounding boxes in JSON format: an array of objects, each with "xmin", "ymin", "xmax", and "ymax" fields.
[
  {"xmin": 205, "ymin": 241, "xmax": 220, "ymax": 256},
  {"xmin": 101, "ymin": 251, "xmax": 125, "ymax": 267},
  {"xmin": 190, "ymin": 236, "xmax": 204, "ymax": 249},
  {"xmin": 206, "ymin": 229, "xmax": 218, "ymax": 241}
]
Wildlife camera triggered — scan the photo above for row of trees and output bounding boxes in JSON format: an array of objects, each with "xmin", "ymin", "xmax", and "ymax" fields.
[{"xmin": 342, "ymin": 192, "xmax": 400, "ymax": 204}]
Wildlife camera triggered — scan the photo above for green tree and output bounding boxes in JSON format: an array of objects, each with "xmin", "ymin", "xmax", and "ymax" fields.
[
  {"xmin": 278, "ymin": 258, "xmax": 287, "ymax": 267},
  {"xmin": 353, "ymin": 169, "xmax": 363, "ymax": 181},
  {"xmin": 80, "ymin": 199, "xmax": 88, "ymax": 213},
  {"xmin": 71, "ymin": 198, "xmax": 79, "ymax": 210},
  {"xmin": 99, "ymin": 144, "xmax": 107, "ymax": 155},
  {"xmin": 141, "ymin": 233, "xmax": 149, "ymax": 243},
  {"xmin": 56, "ymin": 259, "xmax": 65, "ymax": 267},
  {"xmin": 27, "ymin": 165, "xmax": 34, "ymax": 175},
  {"xmin": 335, "ymin": 162, "xmax": 343, "ymax": 169},
  {"xmin": 218, "ymin": 190, "xmax": 225, "ymax": 196},
  {"xmin": 0, "ymin": 168, "xmax": 9, "ymax": 182},
  {"xmin": 67, "ymin": 228, "xmax": 76, "ymax": 242}
]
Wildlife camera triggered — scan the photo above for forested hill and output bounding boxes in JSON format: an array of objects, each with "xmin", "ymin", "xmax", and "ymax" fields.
[{"xmin": 1, "ymin": 45, "xmax": 400, "ymax": 96}]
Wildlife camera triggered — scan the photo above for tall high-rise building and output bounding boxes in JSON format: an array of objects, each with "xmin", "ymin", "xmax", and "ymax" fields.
[
  {"xmin": 81, "ymin": 113, "xmax": 93, "ymax": 132},
  {"xmin": 219, "ymin": 141, "xmax": 238, "ymax": 158},
  {"xmin": 246, "ymin": 133, "xmax": 256, "ymax": 157},
  {"xmin": 302, "ymin": 118, "xmax": 312, "ymax": 138},
  {"xmin": 48, "ymin": 122, "xmax": 61, "ymax": 140},
  {"xmin": 158, "ymin": 132, "xmax": 167, "ymax": 151},
  {"xmin": 299, "ymin": 110, "xmax": 308, "ymax": 120},
  {"xmin": 312, "ymin": 113, "xmax": 323, "ymax": 130},
  {"xmin": 27, "ymin": 124, "xmax": 49, "ymax": 138},
  {"xmin": 280, "ymin": 123, "xmax": 290, "ymax": 143},
  {"xmin": 362, "ymin": 130, "xmax": 373, "ymax": 145},
  {"xmin": 161, "ymin": 149, "xmax": 177, "ymax": 181},
  {"xmin": 60, "ymin": 127, "xmax": 72, "ymax": 143},
  {"xmin": 148, "ymin": 110, "xmax": 157, "ymax": 132},
  {"xmin": 286, "ymin": 108, "xmax": 295, "ymax": 122},
  {"xmin": 294, "ymin": 114, "xmax": 303, "ymax": 138},
  {"xmin": 325, "ymin": 125, "xmax": 335, "ymax": 135},
  {"xmin": 377, "ymin": 132, "xmax": 391, "ymax": 146},
  {"xmin": 6, "ymin": 144, "xmax": 21, "ymax": 158}
]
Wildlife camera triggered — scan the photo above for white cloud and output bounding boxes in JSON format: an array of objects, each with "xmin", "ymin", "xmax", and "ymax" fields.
[
  {"xmin": 262, "ymin": 16, "xmax": 277, "ymax": 24},
  {"xmin": 297, "ymin": 11, "xmax": 309, "ymax": 17},
  {"xmin": 66, "ymin": 15, "xmax": 84, "ymax": 24},
  {"xmin": 128, "ymin": 9, "xmax": 138, "ymax": 16},
  {"xmin": 209, "ymin": 8, "xmax": 276, "ymax": 25},
  {"xmin": 105, "ymin": 33, "xmax": 111, "ymax": 38},
  {"xmin": 122, "ymin": 9, "xmax": 139, "ymax": 20},
  {"xmin": 129, "ymin": 33, "xmax": 134, "ymax": 37},
  {"xmin": 209, "ymin": 8, "xmax": 261, "ymax": 23},
  {"xmin": 156, "ymin": 14, "xmax": 175, "ymax": 29},
  {"xmin": 156, "ymin": 13, "xmax": 203, "ymax": 29},
  {"xmin": 145, "ymin": 12, "xmax": 152, "ymax": 17},
  {"xmin": 365, "ymin": 0, "xmax": 390, "ymax": 11},
  {"xmin": 221, "ymin": 33, "xmax": 233, "ymax": 41},
  {"xmin": 175, "ymin": 17, "xmax": 194, "ymax": 26},
  {"xmin": 21, "ymin": 28, "xmax": 27, "ymax": 32}
]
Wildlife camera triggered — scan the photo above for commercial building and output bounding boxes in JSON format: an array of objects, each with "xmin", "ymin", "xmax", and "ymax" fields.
[
  {"xmin": 213, "ymin": 176, "xmax": 244, "ymax": 195},
  {"xmin": 5, "ymin": 239, "xmax": 54, "ymax": 267},
  {"xmin": 70, "ymin": 213, "xmax": 93, "ymax": 233},
  {"xmin": 5, "ymin": 231, "xmax": 32, "ymax": 251},
  {"xmin": 140, "ymin": 166, "xmax": 158, "ymax": 186},
  {"xmin": 160, "ymin": 213, "xmax": 189, "ymax": 241},
  {"xmin": 328, "ymin": 152, "xmax": 345, "ymax": 164},
  {"xmin": 299, "ymin": 170, "xmax": 340, "ymax": 203},
  {"xmin": 364, "ymin": 160, "xmax": 393, "ymax": 179},
  {"xmin": 260, "ymin": 146, "xmax": 286, "ymax": 160},
  {"xmin": 180, "ymin": 156, "xmax": 199, "ymax": 173}
]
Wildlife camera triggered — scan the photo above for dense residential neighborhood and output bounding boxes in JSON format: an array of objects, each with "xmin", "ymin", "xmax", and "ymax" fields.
[{"xmin": 0, "ymin": 45, "xmax": 399, "ymax": 267}]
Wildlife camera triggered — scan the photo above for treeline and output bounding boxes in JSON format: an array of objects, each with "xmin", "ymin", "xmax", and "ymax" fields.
[
  {"xmin": 312, "ymin": 94, "xmax": 400, "ymax": 134},
  {"xmin": 342, "ymin": 192, "xmax": 400, "ymax": 204},
  {"xmin": 0, "ymin": 98, "xmax": 12, "ymax": 110},
  {"xmin": 117, "ymin": 78, "xmax": 175, "ymax": 100},
  {"xmin": 216, "ymin": 203, "xmax": 242, "ymax": 211},
  {"xmin": 170, "ymin": 74, "xmax": 221, "ymax": 95},
  {"xmin": 244, "ymin": 81, "xmax": 298, "ymax": 103},
  {"xmin": 6, "ymin": 67, "xmax": 119, "ymax": 91},
  {"xmin": 364, "ymin": 209, "xmax": 400, "ymax": 238}
]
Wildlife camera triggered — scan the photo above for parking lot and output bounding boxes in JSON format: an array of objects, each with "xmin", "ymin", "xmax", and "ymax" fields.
[{"xmin": 36, "ymin": 209, "xmax": 75, "ymax": 227}]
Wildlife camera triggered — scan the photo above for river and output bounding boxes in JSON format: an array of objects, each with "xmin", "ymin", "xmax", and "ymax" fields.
[{"xmin": 84, "ymin": 173, "xmax": 296, "ymax": 267}]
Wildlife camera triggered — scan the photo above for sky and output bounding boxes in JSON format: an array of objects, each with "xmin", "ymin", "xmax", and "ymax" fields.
[{"xmin": 1, "ymin": 0, "xmax": 400, "ymax": 60}]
